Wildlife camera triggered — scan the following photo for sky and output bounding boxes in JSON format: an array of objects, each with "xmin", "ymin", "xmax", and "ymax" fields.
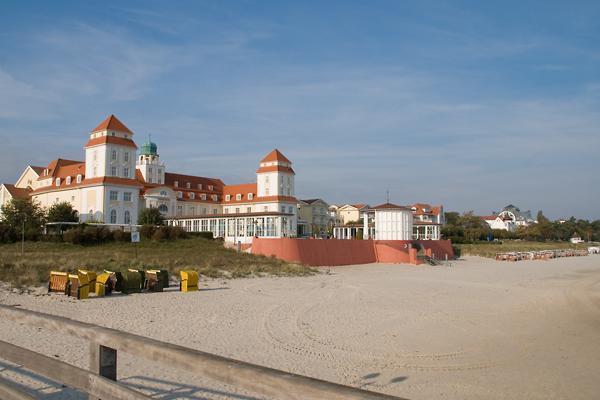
[{"xmin": 0, "ymin": 0, "xmax": 599, "ymax": 220}]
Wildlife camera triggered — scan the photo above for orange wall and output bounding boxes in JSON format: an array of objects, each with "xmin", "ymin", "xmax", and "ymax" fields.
[{"xmin": 251, "ymin": 238, "xmax": 454, "ymax": 266}]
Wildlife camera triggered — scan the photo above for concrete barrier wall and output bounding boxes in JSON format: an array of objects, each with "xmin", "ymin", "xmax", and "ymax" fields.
[
  {"xmin": 251, "ymin": 238, "xmax": 376, "ymax": 266},
  {"xmin": 251, "ymin": 238, "xmax": 454, "ymax": 266}
]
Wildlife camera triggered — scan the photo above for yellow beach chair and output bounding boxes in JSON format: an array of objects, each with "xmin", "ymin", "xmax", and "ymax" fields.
[
  {"xmin": 179, "ymin": 270, "xmax": 198, "ymax": 292},
  {"xmin": 48, "ymin": 271, "xmax": 69, "ymax": 294},
  {"xmin": 68, "ymin": 271, "xmax": 90, "ymax": 300}
]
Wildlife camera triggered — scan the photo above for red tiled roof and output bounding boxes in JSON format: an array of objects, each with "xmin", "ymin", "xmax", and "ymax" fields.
[
  {"xmin": 222, "ymin": 183, "xmax": 257, "ymax": 204},
  {"xmin": 371, "ymin": 202, "xmax": 412, "ymax": 210},
  {"xmin": 29, "ymin": 166, "xmax": 45, "ymax": 175},
  {"xmin": 92, "ymin": 114, "xmax": 133, "ymax": 134},
  {"xmin": 135, "ymin": 169, "xmax": 145, "ymax": 183},
  {"xmin": 410, "ymin": 203, "xmax": 442, "ymax": 216},
  {"xmin": 85, "ymin": 136, "xmax": 137, "ymax": 149},
  {"xmin": 164, "ymin": 172, "xmax": 224, "ymax": 192},
  {"xmin": 256, "ymin": 165, "xmax": 295, "ymax": 174},
  {"xmin": 352, "ymin": 203, "xmax": 367, "ymax": 209},
  {"xmin": 260, "ymin": 149, "xmax": 291, "ymax": 163},
  {"xmin": 2, "ymin": 184, "xmax": 31, "ymax": 199},
  {"xmin": 33, "ymin": 176, "xmax": 142, "ymax": 194},
  {"xmin": 36, "ymin": 159, "xmax": 84, "ymax": 181}
]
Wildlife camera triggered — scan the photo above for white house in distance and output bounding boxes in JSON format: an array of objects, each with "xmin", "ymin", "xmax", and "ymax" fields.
[
  {"xmin": 480, "ymin": 204, "xmax": 536, "ymax": 232},
  {"xmin": 410, "ymin": 203, "xmax": 444, "ymax": 240},
  {"xmin": 0, "ymin": 115, "xmax": 298, "ymax": 243},
  {"xmin": 331, "ymin": 201, "xmax": 443, "ymax": 240},
  {"xmin": 334, "ymin": 202, "xmax": 414, "ymax": 240},
  {"xmin": 481, "ymin": 215, "xmax": 516, "ymax": 231}
]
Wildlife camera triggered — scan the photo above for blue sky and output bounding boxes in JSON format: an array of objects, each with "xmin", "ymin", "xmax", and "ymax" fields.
[{"xmin": 1, "ymin": 0, "xmax": 599, "ymax": 219}]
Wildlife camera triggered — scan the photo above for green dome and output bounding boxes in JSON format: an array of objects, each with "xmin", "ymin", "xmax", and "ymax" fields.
[{"xmin": 140, "ymin": 139, "xmax": 158, "ymax": 156}]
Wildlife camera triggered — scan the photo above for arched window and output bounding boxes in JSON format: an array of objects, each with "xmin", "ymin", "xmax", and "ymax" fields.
[
  {"xmin": 124, "ymin": 210, "xmax": 131, "ymax": 225},
  {"xmin": 89, "ymin": 209, "xmax": 94, "ymax": 221},
  {"xmin": 110, "ymin": 209, "xmax": 117, "ymax": 224},
  {"xmin": 158, "ymin": 204, "xmax": 168, "ymax": 214}
]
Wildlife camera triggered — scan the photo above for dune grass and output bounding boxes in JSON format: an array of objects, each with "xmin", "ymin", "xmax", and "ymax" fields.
[
  {"xmin": 0, "ymin": 237, "xmax": 314, "ymax": 287},
  {"xmin": 456, "ymin": 241, "xmax": 590, "ymax": 258}
]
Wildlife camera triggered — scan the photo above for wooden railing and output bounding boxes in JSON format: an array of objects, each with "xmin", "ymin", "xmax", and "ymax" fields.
[{"xmin": 0, "ymin": 304, "xmax": 408, "ymax": 400}]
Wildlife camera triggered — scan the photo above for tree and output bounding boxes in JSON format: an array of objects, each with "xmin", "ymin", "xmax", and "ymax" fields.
[
  {"xmin": 444, "ymin": 211, "xmax": 460, "ymax": 226},
  {"xmin": 138, "ymin": 207, "xmax": 164, "ymax": 225},
  {"xmin": 47, "ymin": 202, "xmax": 79, "ymax": 223},
  {"xmin": 0, "ymin": 198, "xmax": 46, "ymax": 241}
]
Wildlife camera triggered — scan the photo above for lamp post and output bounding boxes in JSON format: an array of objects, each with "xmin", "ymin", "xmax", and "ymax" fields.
[{"xmin": 21, "ymin": 215, "xmax": 26, "ymax": 256}]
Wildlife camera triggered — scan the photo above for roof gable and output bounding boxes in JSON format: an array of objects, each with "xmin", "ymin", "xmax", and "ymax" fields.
[
  {"xmin": 92, "ymin": 114, "xmax": 133, "ymax": 134},
  {"xmin": 260, "ymin": 149, "xmax": 291, "ymax": 163},
  {"xmin": 372, "ymin": 202, "xmax": 411, "ymax": 210},
  {"xmin": 2, "ymin": 184, "xmax": 31, "ymax": 199}
]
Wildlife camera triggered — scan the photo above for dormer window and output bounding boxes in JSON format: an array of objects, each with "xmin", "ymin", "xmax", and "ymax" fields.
[
  {"xmin": 201, "ymin": 194, "xmax": 207, "ymax": 201},
  {"xmin": 212, "ymin": 195, "xmax": 218, "ymax": 201},
  {"xmin": 236, "ymin": 194, "xmax": 242, "ymax": 201},
  {"xmin": 208, "ymin": 185, "xmax": 213, "ymax": 191},
  {"xmin": 55, "ymin": 178, "xmax": 61, "ymax": 186},
  {"xmin": 174, "ymin": 181, "xmax": 178, "ymax": 187},
  {"xmin": 189, "ymin": 192, "xmax": 195, "ymax": 200},
  {"xmin": 197, "ymin": 184, "xmax": 202, "ymax": 190},
  {"xmin": 76, "ymin": 174, "xmax": 82, "ymax": 183},
  {"xmin": 248, "ymin": 193, "xmax": 253, "ymax": 200},
  {"xmin": 186, "ymin": 182, "xmax": 191, "ymax": 189},
  {"xmin": 66, "ymin": 176, "xmax": 71, "ymax": 185},
  {"xmin": 225, "ymin": 195, "xmax": 231, "ymax": 201}
]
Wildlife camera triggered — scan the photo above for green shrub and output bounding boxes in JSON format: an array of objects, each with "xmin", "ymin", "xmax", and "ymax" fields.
[
  {"xmin": 62, "ymin": 225, "xmax": 115, "ymax": 245},
  {"xmin": 0, "ymin": 225, "xmax": 16, "ymax": 243},
  {"xmin": 152, "ymin": 226, "xmax": 169, "ymax": 241},
  {"xmin": 168, "ymin": 226, "xmax": 187, "ymax": 240},
  {"xmin": 112, "ymin": 230, "xmax": 131, "ymax": 242},
  {"xmin": 193, "ymin": 231, "xmax": 214, "ymax": 240},
  {"xmin": 63, "ymin": 227, "xmax": 84, "ymax": 244},
  {"xmin": 140, "ymin": 224, "xmax": 156, "ymax": 239}
]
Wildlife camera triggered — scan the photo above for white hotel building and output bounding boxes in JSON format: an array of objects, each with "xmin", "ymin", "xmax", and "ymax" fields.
[{"xmin": 0, "ymin": 115, "xmax": 298, "ymax": 244}]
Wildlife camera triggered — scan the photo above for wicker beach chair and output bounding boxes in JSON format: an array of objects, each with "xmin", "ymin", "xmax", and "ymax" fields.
[
  {"xmin": 67, "ymin": 271, "xmax": 90, "ymax": 300},
  {"xmin": 104, "ymin": 270, "xmax": 124, "ymax": 292},
  {"xmin": 121, "ymin": 270, "xmax": 142, "ymax": 294},
  {"xmin": 179, "ymin": 270, "xmax": 198, "ymax": 292},
  {"xmin": 145, "ymin": 270, "xmax": 163, "ymax": 292},
  {"xmin": 95, "ymin": 272, "xmax": 113, "ymax": 296},
  {"xmin": 128, "ymin": 269, "xmax": 146, "ymax": 290},
  {"xmin": 48, "ymin": 271, "xmax": 69, "ymax": 294}
]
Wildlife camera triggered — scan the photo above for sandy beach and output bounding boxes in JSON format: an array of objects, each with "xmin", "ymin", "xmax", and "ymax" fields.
[{"xmin": 1, "ymin": 255, "xmax": 600, "ymax": 399}]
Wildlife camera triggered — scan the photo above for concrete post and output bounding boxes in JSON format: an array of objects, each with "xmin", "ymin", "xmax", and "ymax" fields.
[{"xmin": 89, "ymin": 343, "xmax": 117, "ymax": 399}]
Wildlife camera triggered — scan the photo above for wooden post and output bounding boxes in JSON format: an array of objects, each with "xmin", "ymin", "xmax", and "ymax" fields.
[{"xmin": 90, "ymin": 343, "xmax": 117, "ymax": 399}]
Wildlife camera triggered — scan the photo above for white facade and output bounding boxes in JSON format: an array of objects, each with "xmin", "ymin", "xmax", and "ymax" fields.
[
  {"xmin": 372, "ymin": 208, "xmax": 413, "ymax": 240},
  {"xmin": 482, "ymin": 216, "xmax": 517, "ymax": 232}
]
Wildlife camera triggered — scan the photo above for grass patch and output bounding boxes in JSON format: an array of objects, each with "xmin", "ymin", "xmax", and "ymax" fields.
[
  {"xmin": 0, "ymin": 237, "xmax": 314, "ymax": 287},
  {"xmin": 456, "ymin": 241, "xmax": 590, "ymax": 258}
]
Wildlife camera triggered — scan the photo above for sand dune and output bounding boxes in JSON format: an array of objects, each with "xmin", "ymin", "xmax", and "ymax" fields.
[{"xmin": 1, "ymin": 255, "xmax": 600, "ymax": 399}]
